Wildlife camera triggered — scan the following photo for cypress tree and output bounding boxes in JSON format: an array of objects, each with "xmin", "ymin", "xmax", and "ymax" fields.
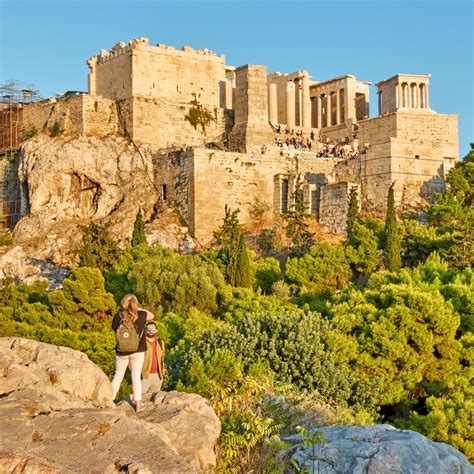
[
  {"xmin": 285, "ymin": 174, "xmax": 314, "ymax": 256},
  {"xmin": 235, "ymin": 234, "xmax": 254, "ymax": 288},
  {"xmin": 131, "ymin": 209, "xmax": 146, "ymax": 247},
  {"xmin": 346, "ymin": 186, "xmax": 360, "ymax": 237},
  {"xmin": 383, "ymin": 182, "xmax": 401, "ymax": 271}
]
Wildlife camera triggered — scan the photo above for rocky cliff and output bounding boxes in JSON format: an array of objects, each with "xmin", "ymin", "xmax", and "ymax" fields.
[
  {"xmin": 0, "ymin": 135, "xmax": 193, "ymax": 284},
  {"xmin": 0, "ymin": 337, "xmax": 221, "ymax": 473}
]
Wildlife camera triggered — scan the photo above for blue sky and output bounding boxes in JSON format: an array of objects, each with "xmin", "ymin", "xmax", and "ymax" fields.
[{"xmin": 1, "ymin": 0, "xmax": 472, "ymax": 155}]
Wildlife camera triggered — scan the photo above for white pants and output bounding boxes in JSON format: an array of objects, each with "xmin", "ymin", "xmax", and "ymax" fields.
[
  {"xmin": 111, "ymin": 352, "xmax": 145, "ymax": 402},
  {"xmin": 142, "ymin": 372, "xmax": 163, "ymax": 397}
]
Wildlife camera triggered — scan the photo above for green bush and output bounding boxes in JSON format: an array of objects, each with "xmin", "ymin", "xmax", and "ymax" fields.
[
  {"xmin": 255, "ymin": 257, "xmax": 281, "ymax": 294},
  {"xmin": 329, "ymin": 259, "xmax": 463, "ymax": 406},
  {"xmin": 129, "ymin": 246, "xmax": 228, "ymax": 317},
  {"xmin": 286, "ymin": 242, "xmax": 352, "ymax": 293},
  {"xmin": 49, "ymin": 120, "xmax": 63, "ymax": 137},
  {"xmin": 74, "ymin": 222, "xmax": 121, "ymax": 272},
  {"xmin": 171, "ymin": 310, "xmax": 379, "ymax": 410}
]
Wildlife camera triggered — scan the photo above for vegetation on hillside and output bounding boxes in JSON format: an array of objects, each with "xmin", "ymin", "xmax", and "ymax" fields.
[{"xmin": 1, "ymin": 144, "xmax": 473, "ymax": 469}]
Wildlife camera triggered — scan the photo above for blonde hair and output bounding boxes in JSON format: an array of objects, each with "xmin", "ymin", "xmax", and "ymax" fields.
[{"xmin": 121, "ymin": 294, "xmax": 139, "ymax": 325}]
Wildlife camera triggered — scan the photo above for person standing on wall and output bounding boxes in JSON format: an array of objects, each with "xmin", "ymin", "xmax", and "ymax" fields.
[
  {"xmin": 111, "ymin": 294, "xmax": 154, "ymax": 412},
  {"xmin": 142, "ymin": 321, "xmax": 166, "ymax": 400}
]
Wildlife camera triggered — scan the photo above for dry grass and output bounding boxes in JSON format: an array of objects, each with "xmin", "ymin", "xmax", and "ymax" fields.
[{"xmin": 94, "ymin": 422, "xmax": 111, "ymax": 438}]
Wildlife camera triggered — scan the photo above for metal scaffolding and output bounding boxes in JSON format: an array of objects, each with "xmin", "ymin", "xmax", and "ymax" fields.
[{"xmin": 0, "ymin": 80, "xmax": 41, "ymax": 229}]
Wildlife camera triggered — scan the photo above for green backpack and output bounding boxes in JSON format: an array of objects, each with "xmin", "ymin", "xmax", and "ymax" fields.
[{"xmin": 115, "ymin": 315, "xmax": 144, "ymax": 353}]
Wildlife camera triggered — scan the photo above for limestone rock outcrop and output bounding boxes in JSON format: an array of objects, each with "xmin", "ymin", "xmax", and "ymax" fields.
[
  {"xmin": 285, "ymin": 424, "xmax": 472, "ymax": 473},
  {"xmin": 0, "ymin": 337, "xmax": 221, "ymax": 473},
  {"xmin": 0, "ymin": 134, "xmax": 196, "ymax": 284},
  {"xmin": 16, "ymin": 134, "xmax": 158, "ymax": 265}
]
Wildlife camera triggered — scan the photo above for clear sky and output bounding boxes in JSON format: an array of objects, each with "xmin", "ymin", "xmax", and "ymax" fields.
[{"xmin": 1, "ymin": 0, "xmax": 472, "ymax": 156}]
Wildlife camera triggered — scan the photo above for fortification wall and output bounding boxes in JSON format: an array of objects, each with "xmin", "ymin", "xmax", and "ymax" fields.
[
  {"xmin": 130, "ymin": 97, "xmax": 228, "ymax": 147},
  {"xmin": 22, "ymin": 96, "xmax": 85, "ymax": 135},
  {"xmin": 21, "ymin": 95, "xmax": 119, "ymax": 139},
  {"xmin": 319, "ymin": 182, "xmax": 359, "ymax": 235},
  {"xmin": 152, "ymin": 147, "xmax": 194, "ymax": 227},
  {"xmin": 90, "ymin": 39, "xmax": 229, "ymax": 147},
  {"xmin": 189, "ymin": 149, "xmax": 338, "ymax": 242},
  {"xmin": 94, "ymin": 47, "xmax": 133, "ymax": 101},
  {"xmin": 355, "ymin": 112, "xmax": 458, "ymax": 211},
  {"xmin": 132, "ymin": 43, "xmax": 226, "ymax": 108}
]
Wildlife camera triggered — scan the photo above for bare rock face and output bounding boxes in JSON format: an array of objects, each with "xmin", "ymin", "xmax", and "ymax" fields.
[
  {"xmin": 285, "ymin": 425, "xmax": 472, "ymax": 473},
  {"xmin": 0, "ymin": 337, "xmax": 113, "ymax": 410},
  {"xmin": 0, "ymin": 134, "xmax": 196, "ymax": 284},
  {"xmin": 15, "ymin": 135, "xmax": 158, "ymax": 265},
  {"xmin": 0, "ymin": 337, "xmax": 221, "ymax": 473}
]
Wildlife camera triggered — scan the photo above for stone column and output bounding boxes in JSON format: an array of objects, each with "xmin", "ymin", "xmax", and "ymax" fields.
[
  {"xmin": 286, "ymin": 81, "xmax": 296, "ymax": 127},
  {"xmin": 326, "ymin": 93, "xmax": 332, "ymax": 127},
  {"xmin": 268, "ymin": 82, "xmax": 278, "ymax": 124},
  {"xmin": 301, "ymin": 75, "xmax": 311, "ymax": 128},
  {"xmin": 416, "ymin": 83, "xmax": 422, "ymax": 109},
  {"xmin": 425, "ymin": 84, "xmax": 430, "ymax": 109},
  {"xmin": 378, "ymin": 91, "xmax": 382, "ymax": 115},
  {"xmin": 335, "ymin": 89, "xmax": 340, "ymax": 125},
  {"xmin": 395, "ymin": 83, "xmax": 401, "ymax": 109},
  {"xmin": 407, "ymin": 83, "xmax": 412, "ymax": 108},
  {"xmin": 316, "ymin": 95, "xmax": 322, "ymax": 128},
  {"xmin": 225, "ymin": 77, "xmax": 234, "ymax": 109},
  {"xmin": 403, "ymin": 83, "xmax": 408, "ymax": 108}
]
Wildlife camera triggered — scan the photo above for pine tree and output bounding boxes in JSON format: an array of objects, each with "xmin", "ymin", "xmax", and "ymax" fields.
[
  {"xmin": 131, "ymin": 209, "xmax": 146, "ymax": 247},
  {"xmin": 383, "ymin": 182, "xmax": 401, "ymax": 271},
  {"xmin": 346, "ymin": 186, "xmax": 360, "ymax": 237},
  {"xmin": 75, "ymin": 222, "xmax": 120, "ymax": 272},
  {"xmin": 235, "ymin": 234, "xmax": 254, "ymax": 288},
  {"xmin": 285, "ymin": 175, "xmax": 314, "ymax": 256}
]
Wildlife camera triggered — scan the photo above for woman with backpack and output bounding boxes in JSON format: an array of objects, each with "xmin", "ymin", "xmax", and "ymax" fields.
[{"xmin": 111, "ymin": 294, "xmax": 153, "ymax": 412}]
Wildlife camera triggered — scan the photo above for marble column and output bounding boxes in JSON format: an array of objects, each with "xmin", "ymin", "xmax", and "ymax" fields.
[
  {"xmin": 326, "ymin": 93, "xmax": 332, "ymax": 127},
  {"xmin": 378, "ymin": 91, "xmax": 382, "ymax": 115},
  {"xmin": 407, "ymin": 84, "xmax": 412, "ymax": 108},
  {"xmin": 416, "ymin": 83, "xmax": 422, "ymax": 109},
  {"xmin": 425, "ymin": 84, "xmax": 430, "ymax": 109},
  {"xmin": 268, "ymin": 82, "xmax": 278, "ymax": 124},
  {"xmin": 301, "ymin": 75, "xmax": 311, "ymax": 128},
  {"xmin": 335, "ymin": 89, "xmax": 341, "ymax": 125},
  {"xmin": 286, "ymin": 81, "xmax": 295, "ymax": 127},
  {"xmin": 403, "ymin": 83, "xmax": 408, "ymax": 108},
  {"xmin": 316, "ymin": 95, "xmax": 322, "ymax": 128}
]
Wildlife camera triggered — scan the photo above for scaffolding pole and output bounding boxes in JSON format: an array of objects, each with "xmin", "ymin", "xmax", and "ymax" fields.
[{"xmin": 0, "ymin": 80, "xmax": 41, "ymax": 229}]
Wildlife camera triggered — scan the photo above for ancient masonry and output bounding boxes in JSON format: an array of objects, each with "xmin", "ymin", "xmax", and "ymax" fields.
[{"xmin": 0, "ymin": 37, "xmax": 458, "ymax": 242}]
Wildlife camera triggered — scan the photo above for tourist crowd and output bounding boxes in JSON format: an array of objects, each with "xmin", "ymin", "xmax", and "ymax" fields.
[{"xmin": 264, "ymin": 123, "xmax": 359, "ymax": 159}]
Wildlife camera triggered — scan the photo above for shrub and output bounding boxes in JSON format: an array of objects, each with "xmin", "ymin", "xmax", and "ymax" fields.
[
  {"xmin": 286, "ymin": 242, "xmax": 352, "ymax": 293},
  {"xmin": 74, "ymin": 222, "xmax": 121, "ymax": 272},
  {"xmin": 255, "ymin": 257, "xmax": 281, "ymax": 294},
  {"xmin": 129, "ymin": 246, "xmax": 227, "ymax": 317},
  {"xmin": 49, "ymin": 120, "xmax": 63, "ymax": 137}
]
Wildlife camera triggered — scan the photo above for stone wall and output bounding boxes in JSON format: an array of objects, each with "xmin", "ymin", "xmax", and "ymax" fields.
[
  {"xmin": 20, "ymin": 95, "xmax": 119, "ymax": 139},
  {"xmin": 89, "ymin": 38, "xmax": 229, "ymax": 147},
  {"xmin": 357, "ymin": 111, "xmax": 458, "ymax": 212},
  {"xmin": 189, "ymin": 148, "xmax": 338, "ymax": 242},
  {"xmin": 319, "ymin": 182, "xmax": 358, "ymax": 235},
  {"xmin": 228, "ymin": 65, "xmax": 275, "ymax": 153}
]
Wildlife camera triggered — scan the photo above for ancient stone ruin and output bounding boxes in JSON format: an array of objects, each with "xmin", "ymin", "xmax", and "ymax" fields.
[{"xmin": 0, "ymin": 37, "xmax": 458, "ymax": 242}]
